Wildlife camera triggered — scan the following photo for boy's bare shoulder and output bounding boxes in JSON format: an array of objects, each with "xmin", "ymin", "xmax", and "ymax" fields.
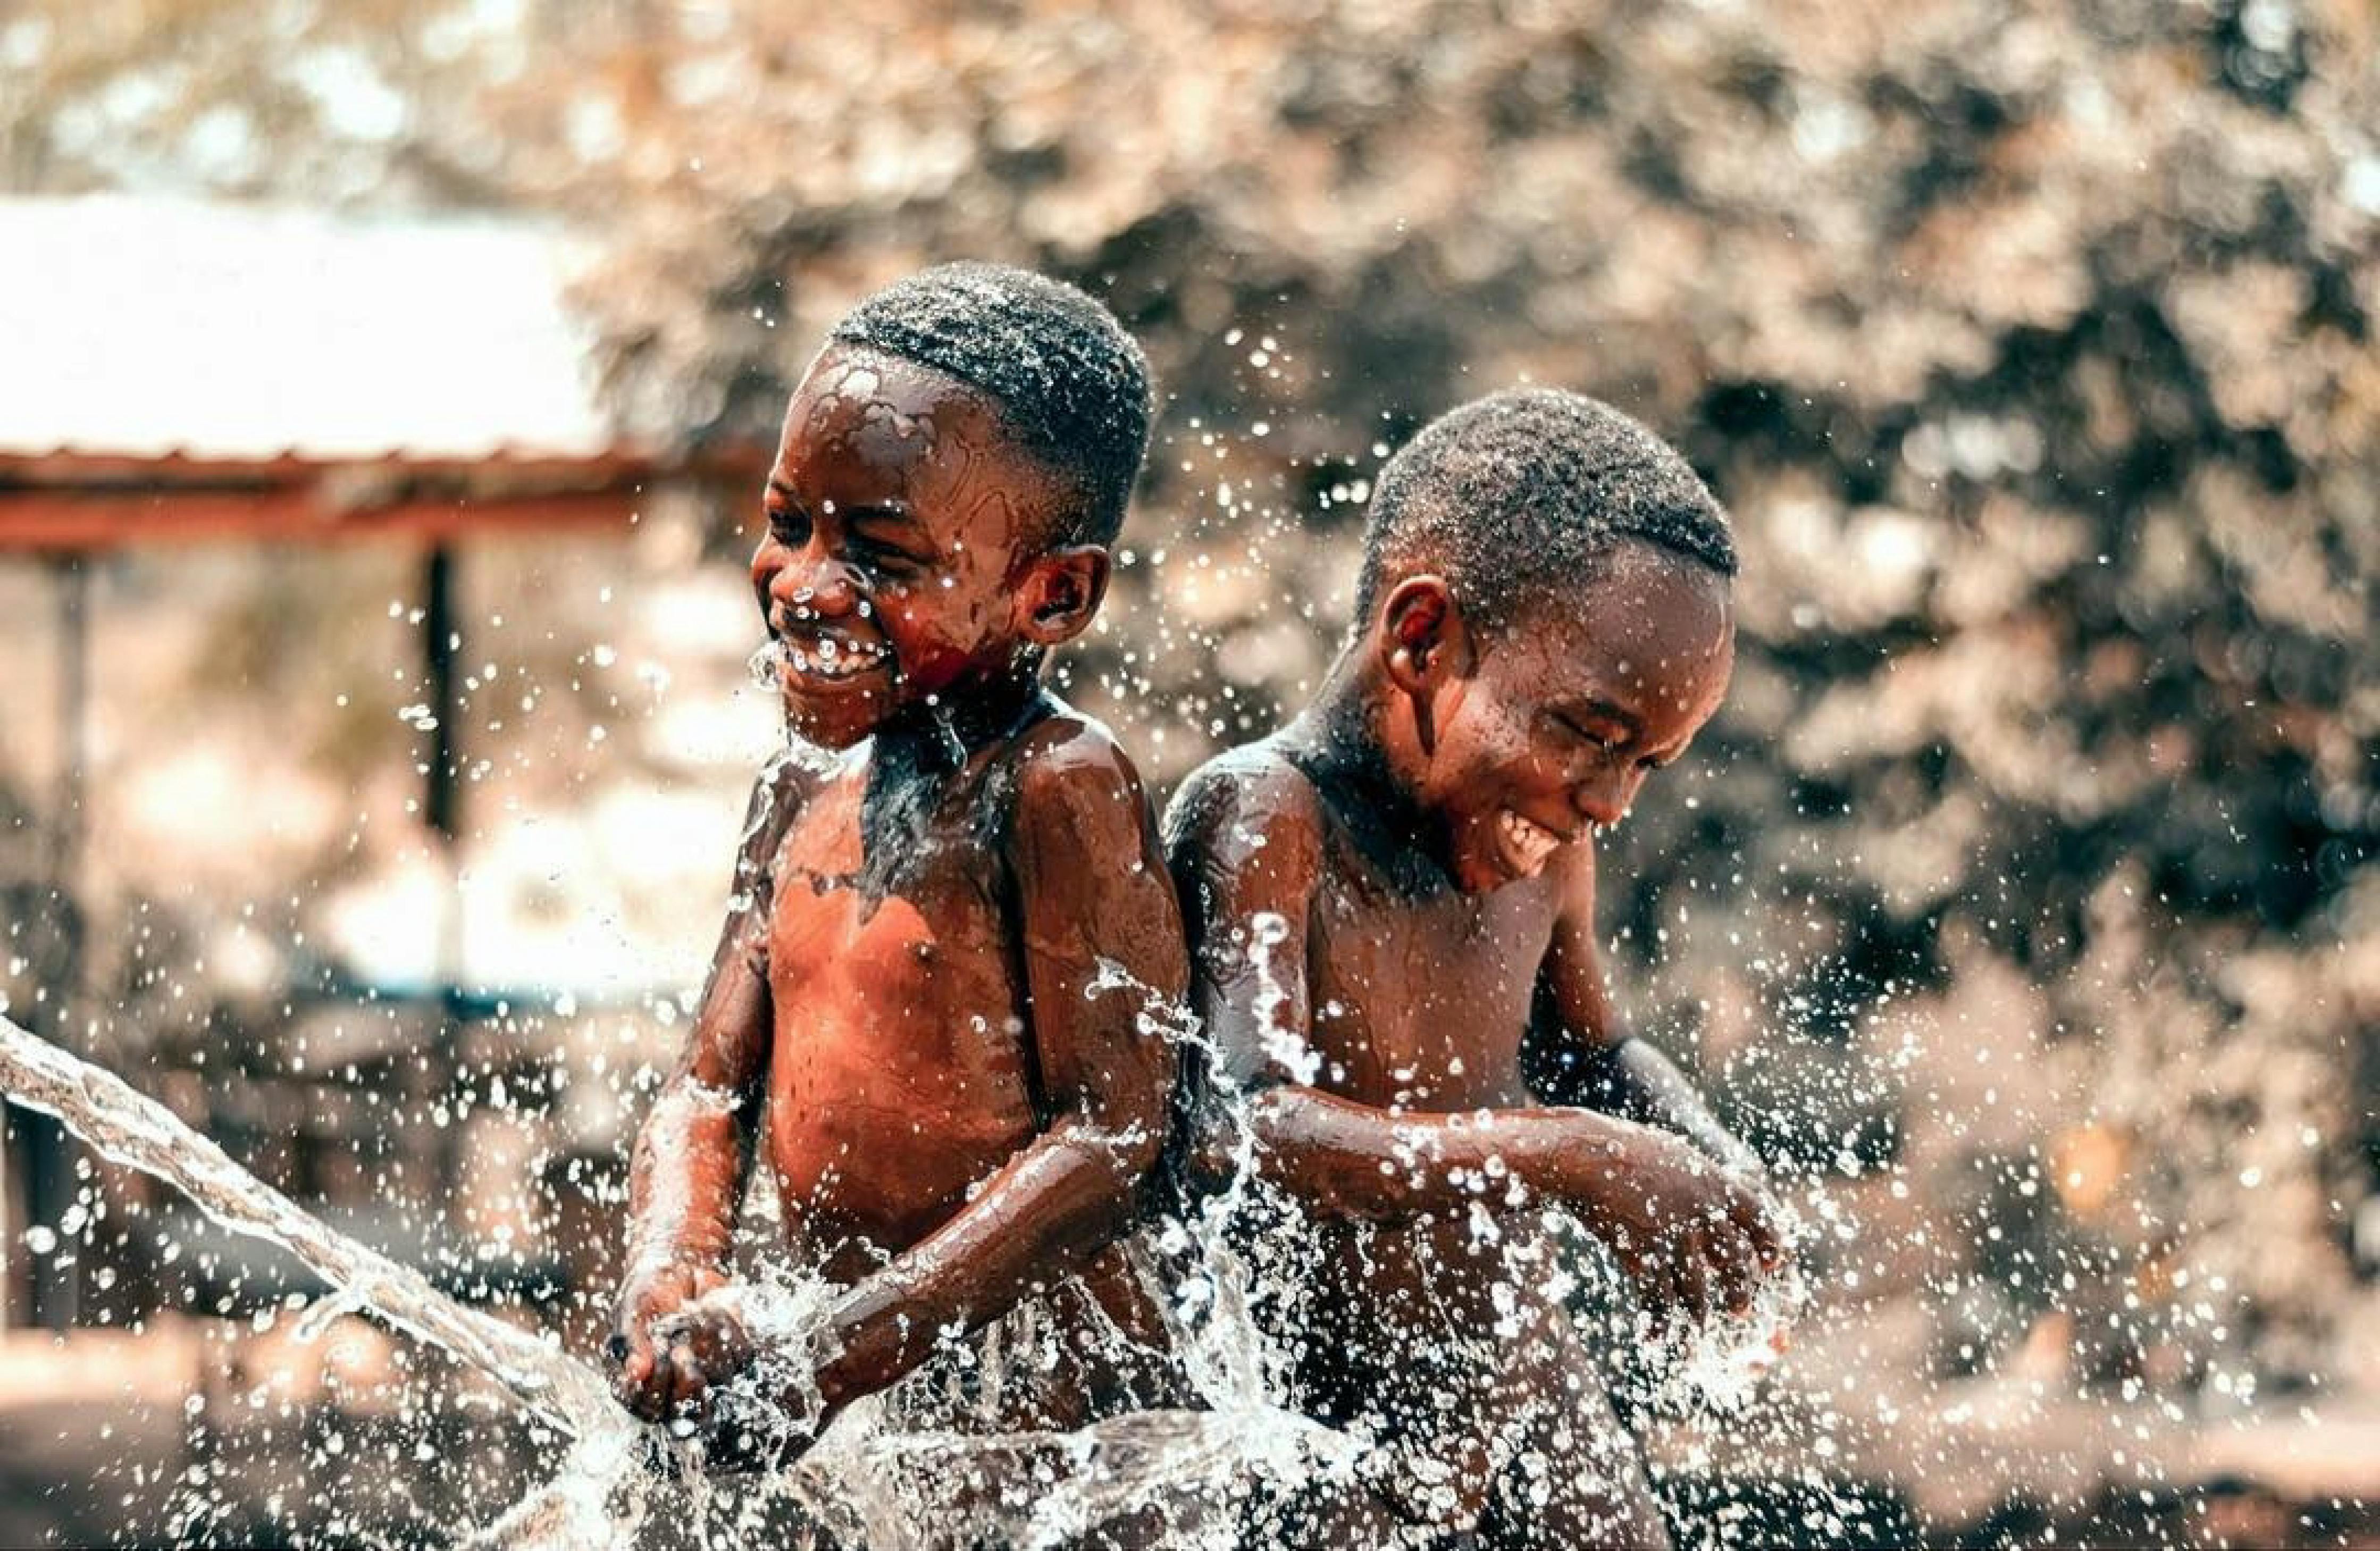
[
  {"xmin": 997, "ymin": 705, "xmax": 1159, "ymax": 835},
  {"xmin": 762, "ymin": 741, "xmax": 834, "ymax": 803},
  {"xmin": 1162, "ymin": 738, "xmax": 1325, "ymax": 875},
  {"xmin": 734, "ymin": 744, "xmax": 829, "ymax": 870}
]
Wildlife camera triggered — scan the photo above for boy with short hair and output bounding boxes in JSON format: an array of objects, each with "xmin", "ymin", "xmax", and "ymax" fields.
[
  {"xmin": 610, "ymin": 263, "xmax": 1186, "ymax": 1457},
  {"xmin": 1167, "ymin": 389, "xmax": 1787, "ymax": 1548}
]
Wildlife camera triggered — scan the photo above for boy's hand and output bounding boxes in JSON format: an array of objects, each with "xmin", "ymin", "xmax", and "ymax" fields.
[
  {"xmin": 1569, "ymin": 1126, "xmax": 1786, "ymax": 1325},
  {"xmin": 610, "ymin": 1263, "xmax": 751, "ymax": 1423}
]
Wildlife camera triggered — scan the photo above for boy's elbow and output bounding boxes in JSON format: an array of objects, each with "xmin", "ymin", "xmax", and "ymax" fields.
[
  {"xmin": 1093, "ymin": 1084, "xmax": 1169, "ymax": 1177},
  {"xmin": 1160, "ymin": 1071, "xmax": 1294, "ymax": 1200}
]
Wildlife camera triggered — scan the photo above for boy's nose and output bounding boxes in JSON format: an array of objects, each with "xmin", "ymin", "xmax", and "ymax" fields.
[
  {"xmin": 1571, "ymin": 767, "xmax": 1641, "ymax": 829},
  {"xmin": 770, "ymin": 556, "xmax": 862, "ymax": 618}
]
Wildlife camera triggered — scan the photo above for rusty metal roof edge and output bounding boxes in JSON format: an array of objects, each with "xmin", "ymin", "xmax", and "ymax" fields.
[{"xmin": 0, "ymin": 441, "xmax": 768, "ymax": 487}]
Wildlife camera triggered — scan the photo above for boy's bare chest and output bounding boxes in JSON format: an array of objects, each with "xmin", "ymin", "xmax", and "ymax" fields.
[
  {"xmin": 764, "ymin": 777, "xmax": 1026, "ymax": 1060},
  {"xmin": 758, "ymin": 773, "xmax": 1041, "ymax": 1238},
  {"xmin": 1303, "ymin": 864, "xmax": 1556, "ymax": 1109}
]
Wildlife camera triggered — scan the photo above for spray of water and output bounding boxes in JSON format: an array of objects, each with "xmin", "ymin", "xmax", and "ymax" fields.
[
  {"xmin": 0, "ymin": 983, "xmax": 1357, "ymax": 1549},
  {"xmin": 0, "ymin": 1013, "xmax": 624, "ymax": 1443},
  {"xmin": 0, "ymin": 1013, "xmax": 663, "ymax": 1547}
]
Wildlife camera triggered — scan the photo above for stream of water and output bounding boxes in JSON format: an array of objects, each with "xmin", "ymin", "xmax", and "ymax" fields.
[
  {"xmin": 0, "ymin": 1008, "xmax": 1352, "ymax": 1549},
  {"xmin": 0, "ymin": 1012, "xmax": 626, "ymax": 1445}
]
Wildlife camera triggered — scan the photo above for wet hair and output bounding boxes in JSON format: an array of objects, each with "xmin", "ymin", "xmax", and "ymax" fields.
[
  {"xmin": 827, "ymin": 262, "xmax": 1153, "ymax": 548},
  {"xmin": 1354, "ymin": 388, "xmax": 1737, "ymax": 630}
]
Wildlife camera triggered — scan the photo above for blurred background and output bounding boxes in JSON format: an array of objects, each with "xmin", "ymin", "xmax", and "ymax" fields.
[{"xmin": 0, "ymin": 1, "xmax": 2373, "ymax": 1545}]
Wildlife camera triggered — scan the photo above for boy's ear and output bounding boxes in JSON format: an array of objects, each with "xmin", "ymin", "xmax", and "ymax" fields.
[
  {"xmin": 1377, "ymin": 575, "xmax": 1473, "ymax": 694},
  {"xmin": 1018, "ymin": 544, "xmax": 1111, "ymax": 647}
]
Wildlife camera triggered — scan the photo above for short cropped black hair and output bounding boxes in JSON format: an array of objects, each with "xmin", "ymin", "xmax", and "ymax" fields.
[
  {"xmin": 827, "ymin": 262, "xmax": 1153, "ymax": 548},
  {"xmin": 1355, "ymin": 388, "xmax": 1737, "ymax": 629}
]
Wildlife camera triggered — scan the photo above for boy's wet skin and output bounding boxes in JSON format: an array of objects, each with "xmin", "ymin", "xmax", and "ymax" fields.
[
  {"xmin": 1170, "ymin": 538, "xmax": 1786, "ymax": 1547},
  {"xmin": 613, "ymin": 342, "xmax": 1186, "ymax": 1442}
]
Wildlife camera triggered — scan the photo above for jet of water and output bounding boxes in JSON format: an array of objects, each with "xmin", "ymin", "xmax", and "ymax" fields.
[{"xmin": 0, "ymin": 1013, "xmax": 632, "ymax": 1447}]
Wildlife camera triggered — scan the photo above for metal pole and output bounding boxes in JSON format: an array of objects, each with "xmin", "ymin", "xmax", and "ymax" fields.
[
  {"xmin": 422, "ymin": 547, "xmax": 465, "ymax": 1210},
  {"xmin": 424, "ymin": 547, "xmax": 460, "ymax": 846}
]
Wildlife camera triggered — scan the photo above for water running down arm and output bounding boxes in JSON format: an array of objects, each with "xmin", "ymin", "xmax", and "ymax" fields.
[
  {"xmin": 612, "ymin": 766, "xmax": 789, "ymax": 1421},
  {"xmin": 801, "ymin": 735, "xmax": 1185, "ymax": 1412}
]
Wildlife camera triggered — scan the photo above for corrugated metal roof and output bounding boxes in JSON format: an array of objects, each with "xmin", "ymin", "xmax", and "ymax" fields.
[{"xmin": 0, "ymin": 196, "xmax": 619, "ymax": 464}]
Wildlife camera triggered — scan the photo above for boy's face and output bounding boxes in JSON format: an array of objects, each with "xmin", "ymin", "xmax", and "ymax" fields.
[
  {"xmin": 752, "ymin": 347, "xmax": 1099, "ymax": 748},
  {"xmin": 1387, "ymin": 540, "xmax": 1735, "ymax": 893}
]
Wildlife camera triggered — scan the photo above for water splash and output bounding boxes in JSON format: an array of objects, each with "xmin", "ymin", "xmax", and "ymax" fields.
[
  {"xmin": 3, "ymin": 941, "xmax": 1800, "ymax": 1548},
  {"xmin": 1243, "ymin": 911, "xmax": 1322, "ymax": 1085},
  {"xmin": 0, "ymin": 996, "xmax": 1350, "ymax": 1549},
  {"xmin": 1645, "ymin": 1245, "xmax": 1811, "ymax": 1416}
]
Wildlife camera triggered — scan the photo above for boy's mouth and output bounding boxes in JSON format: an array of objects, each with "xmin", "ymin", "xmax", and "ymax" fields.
[
  {"xmin": 773, "ymin": 632, "xmax": 892, "ymax": 688},
  {"xmin": 1494, "ymin": 808, "xmax": 1571, "ymax": 877}
]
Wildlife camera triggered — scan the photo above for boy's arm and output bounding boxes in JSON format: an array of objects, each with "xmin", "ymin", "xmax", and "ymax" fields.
[
  {"xmin": 803, "ymin": 732, "xmax": 1184, "ymax": 1412},
  {"xmin": 1165, "ymin": 758, "xmax": 1319, "ymax": 1161},
  {"xmin": 1170, "ymin": 767, "xmax": 1776, "ymax": 1320},
  {"xmin": 1530, "ymin": 844, "xmax": 1766, "ymax": 1181},
  {"xmin": 611, "ymin": 762, "xmax": 792, "ymax": 1420}
]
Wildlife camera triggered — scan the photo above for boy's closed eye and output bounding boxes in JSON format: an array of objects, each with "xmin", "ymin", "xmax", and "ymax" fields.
[
  {"xmin": 1547, "ymin": 706, "xmax": 1637, "ymax": 754},
  {"xmin": 1548, "ymin": 707, "xmax": 1688, "ymax": 774},
  {"xmin": 760, "ymin": 497, "xmax": 934, "ymax": 575},
  {"xmin": 1551, "ymin": 711, "xmax": 1623, "ymax": 750},
  {"xmin": 848, "ymin": 510, "xmax": 937, "ymax": 576},
  {"xmin": 765, "ymin": 498, "xmax": 812, "ymax": 547}
]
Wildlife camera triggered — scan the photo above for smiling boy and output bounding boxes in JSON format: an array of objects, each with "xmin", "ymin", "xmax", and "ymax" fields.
[
  {"xmin": 609, "ymin": 264, "xmax": 1187, "ymax": 1462},
  {"xmin": 1167, "ymin": 390, "xmax": 1786, "ymax": 1548}
]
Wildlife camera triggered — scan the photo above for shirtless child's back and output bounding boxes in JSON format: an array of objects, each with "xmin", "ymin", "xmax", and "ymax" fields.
[
  {"xmin": 1168, "ymin": 391, "xmax": 1786, "ymax": 1549},
  {"xmin": 610, "ymin": 265, "xmax": 1186, "ymax": 1464}
]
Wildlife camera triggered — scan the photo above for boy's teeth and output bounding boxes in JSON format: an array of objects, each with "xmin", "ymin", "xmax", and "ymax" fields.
[
  {"xmin": 783, "ymin": 640, "xmax": 884, "ymax": 678},
  {"xmin": 1499, "ymin": 810, "xmax": 1562, "ymax": 867}
]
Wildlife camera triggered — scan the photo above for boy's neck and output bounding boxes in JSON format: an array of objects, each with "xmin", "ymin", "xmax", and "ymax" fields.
[
  {"xmin": 877, "ymin": 663, "xmax": 1051, "ymax": 766},
  {"xmin": 1286, "ymin": 644, "xmax": 1448, "ymax": 891},
  {"xmin": 845, "ymin": 666, "xmax": 1052, "ymax": 905}
]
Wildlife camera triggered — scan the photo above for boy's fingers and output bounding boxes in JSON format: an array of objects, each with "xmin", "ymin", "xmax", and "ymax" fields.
[
  {"xmin": 1666, "ymin": 1227, "xmax": 1704, "ymax": 1313},
  {"xmin": 666, "ymin": 1344, "xmax": 711, "ymax": 1419},
  {"xmin": 1709, "ymin": 1223, "xmax": 1759, "ymax": 1314},
  {"xmin": 1670, "ymin": 1238, "xmax": 1699, "ymax": 1313},
  {"xmin": 681, "ymin": 1314, "xmax": 748, "ymax": 1379},
  {"xmin": 1625, "ymin": 1245, "xmax": 1676, "ymax": 1311},
  {"xmin": 611, "ymin": 1338, "xmax": 656, "ymax": 1410},
  {"xmin": 645, "ymin": 1343, "xmax": 681, "ymax": 1419},
  {"xmin": 1732, "ymin": 1193, "xmax": 1786, "ymax": 1267}
]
